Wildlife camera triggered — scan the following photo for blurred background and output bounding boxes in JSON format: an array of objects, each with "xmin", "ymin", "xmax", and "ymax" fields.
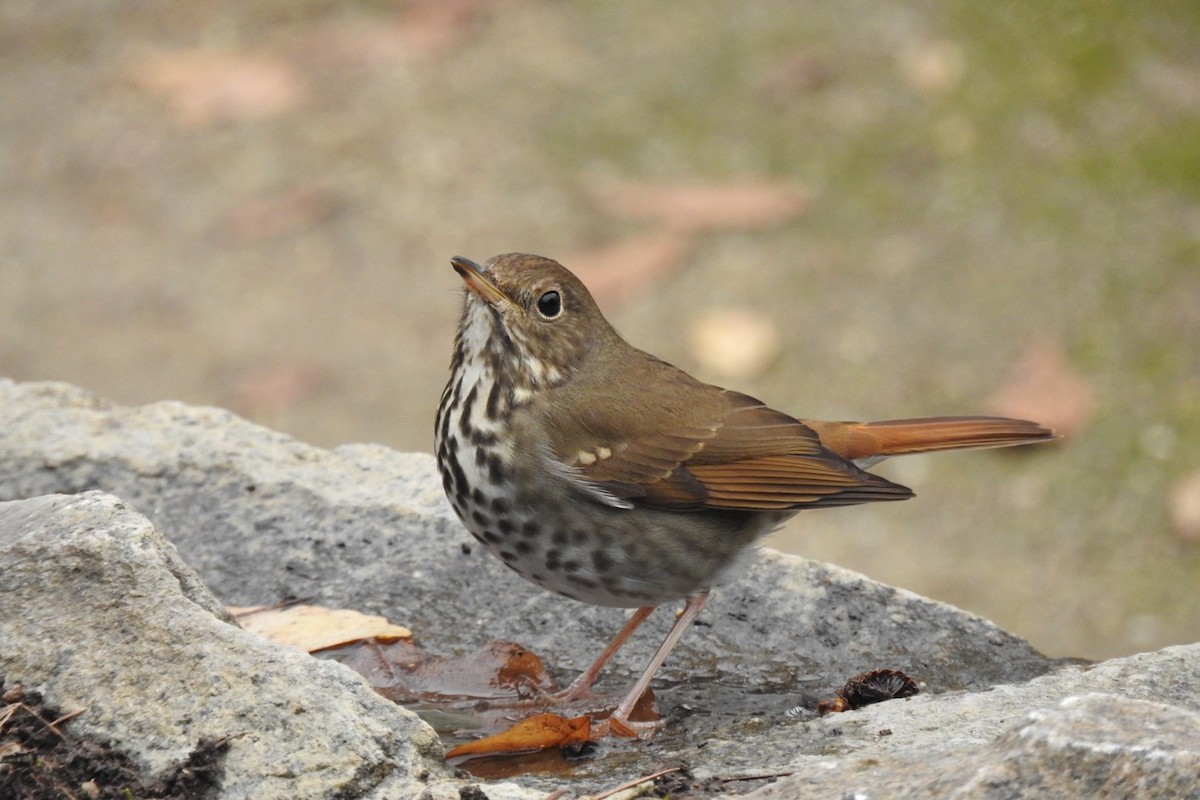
[{"xmin": 2, "ymin": 0, "xmax": 1197, "ymax": 661}]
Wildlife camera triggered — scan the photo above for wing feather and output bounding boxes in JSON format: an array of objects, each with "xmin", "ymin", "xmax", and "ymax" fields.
[{"xmin": 547, "ymin": 385, "xmax": 911, "ymax": 512}]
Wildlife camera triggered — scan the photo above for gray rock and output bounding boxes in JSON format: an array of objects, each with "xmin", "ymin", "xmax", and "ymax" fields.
[
  {"xmin": 2, "ymin": 379, "xmax": 1197, "ymax": 798},
  {"xmin": 0, "ymin": 491, "xmax": 532, "ymax": 800},
  {"xmin": 733, "ymin": 646, "xmax": 1200, "ymax": 799},
  {"xmin": 0, "ymin": 379, "xmax": 1054, "ymax": 686},
  {"xmin": 950, "ymin": 693, "xmax": 1200, "ymax": 799}
]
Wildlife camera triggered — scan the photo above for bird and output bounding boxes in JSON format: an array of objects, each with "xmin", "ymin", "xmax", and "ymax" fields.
[{"xmin": 434, "ymin": 252, "xmax": 1055, "ymax": 737}]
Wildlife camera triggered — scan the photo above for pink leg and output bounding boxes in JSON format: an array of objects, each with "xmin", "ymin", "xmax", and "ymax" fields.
[
  {"xmin": 555, "ymin": 606, "xmax": 656, "ymax": 701},
  {"xmin": 608, "ymin": 590, "xmax": 708, "ymax": 737}
]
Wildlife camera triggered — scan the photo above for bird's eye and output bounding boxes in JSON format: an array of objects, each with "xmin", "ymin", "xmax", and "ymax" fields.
[{"xmin": 536, "ymin": 290, "xmax": 562, "ymax": 319}]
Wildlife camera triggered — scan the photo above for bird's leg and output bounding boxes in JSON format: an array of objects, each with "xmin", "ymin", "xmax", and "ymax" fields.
[
  {"xmin": 606, "ymin": 590, "xmax": 709, "ymax": 738},
  {"xmin": 552, "ymin": 606, "xmax": 656, "ymax": 702}
]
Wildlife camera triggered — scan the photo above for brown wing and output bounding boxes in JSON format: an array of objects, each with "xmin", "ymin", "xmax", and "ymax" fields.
[
  {"xmin": 546, "ymin": 373, "xmax": 911, "ymax": 511},
  {"xmin": 653, "ymin": 394, "xmax": 914, "ymax": 510}
]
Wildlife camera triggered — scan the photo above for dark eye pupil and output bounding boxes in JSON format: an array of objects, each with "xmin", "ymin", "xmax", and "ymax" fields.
[{"xmin": 537, "ymin": 291, "xmax": 561, "ymax": 318}]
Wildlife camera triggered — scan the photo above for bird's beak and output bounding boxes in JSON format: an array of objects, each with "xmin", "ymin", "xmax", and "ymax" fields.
[{"xmin": 450, "ymin": 256, "xmax": 507, "ymax": 306}]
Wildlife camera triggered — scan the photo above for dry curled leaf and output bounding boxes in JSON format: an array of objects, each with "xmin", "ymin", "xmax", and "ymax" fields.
[
  {"xmin": 444, "ymin": 713, "xmax": 593, "ymax": 763},
  {"xmin": 988, "ymin": 340, "xmax": 1093, "ymax": 438},
  {"xmin": 818, "ymin": 668, "xmax": 919, "ymax": 715},
  {"xmin": 230, "ymin": 604, "xmax": 411, "ymax": 652},
  {"xmin": 588, "ymin": 178, "xmax": 810, "ymax": 233}
]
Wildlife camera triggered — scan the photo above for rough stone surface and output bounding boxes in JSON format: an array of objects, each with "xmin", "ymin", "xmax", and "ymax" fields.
[
  {"xmin": 950, "ymin": 694, "xmax": 1200, "ymax": 799},
  {"xmin": 0, "ymin": 491, "xmax": 530, "ymax": 800},
  {"xmin": 1, "ymin": 379, "xmax": 1197, "ymax": 798},
  {"xmin": 736, "ymin": 647, "xmax": 1200, "ymax": 799}
]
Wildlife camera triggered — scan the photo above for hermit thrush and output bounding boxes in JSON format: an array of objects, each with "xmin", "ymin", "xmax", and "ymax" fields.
[{"xmin": 435, "ymin": 253, "xmax": 1054, "ymax": 737}]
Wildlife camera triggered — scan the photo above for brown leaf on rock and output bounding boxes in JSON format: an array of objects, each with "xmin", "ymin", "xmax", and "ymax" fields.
[
  {"xmin": 230, "ymin": 604, "xmax": 411, "ymax": 652},
  {"xmin": 328, "ymin": 639, "xmax": 555, "ymax": 702},
  {"xmin": 128, "ymin": 48, "xmax": 305, "ymax": 126},
  {"xmin": 818, "ymin": 668, "xmax": 920, "ymax": 715},
  {"xmin": 567, "ymin": 232, "xmax": 693, "ymax": 307},
  {"xmin": 1169, "ymin": 469, "xmax": 1200, "ymax": 543},
  {"xmin": 588, "ymin": 179, "xmax": 811, "ymax": 233},
  {"xmin": 444, "ymin": 713, "xmax": 593, "ymax": 763},
  {"xmin": 987, "ymin": 340, "xmax": 1093, "ymax": 438}
]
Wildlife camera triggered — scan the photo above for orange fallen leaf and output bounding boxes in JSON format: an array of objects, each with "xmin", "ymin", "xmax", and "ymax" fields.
[
  {"xmin": 445, "ymin": 713, "xmax": 592, "ymax": 762},
  {"xmin": 987, "ymin": 339, "xmax": 1093, "ymax": 438},
  {"xmin": 567, "ymin": 232, "xmax": 693, "ymax": 307},
  {"xmin": 230, "ymin": 604, "xmax": 411, "ymax": 652},
  {"xmin": 128, "ymin": 47, "xmax": 305, "ymax": 126},
  {"xmin": 588, "ymin": 178, "xmax": 810, "ymax": 233}
]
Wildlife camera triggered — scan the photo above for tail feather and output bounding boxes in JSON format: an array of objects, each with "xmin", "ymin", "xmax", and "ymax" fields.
[{"xmin": 802, "ymin": 416, "xmax": 1056, "ymax": 464}]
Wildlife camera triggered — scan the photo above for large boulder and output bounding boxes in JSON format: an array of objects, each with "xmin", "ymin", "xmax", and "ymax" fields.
[
  {"xmin": 0, "ymin": 491, "xmax": 530, "ymax": 800},
  {"xmin": 1, "ymin": 379, "xmax": 1196, "ymax": 798}
]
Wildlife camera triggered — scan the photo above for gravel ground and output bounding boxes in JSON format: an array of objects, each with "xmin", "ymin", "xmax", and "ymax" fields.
[{"xmin": 2, "ymin": 0, "xmax": 1198, "ymax": 660}]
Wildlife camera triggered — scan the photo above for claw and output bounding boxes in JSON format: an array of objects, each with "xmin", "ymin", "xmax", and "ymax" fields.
[{"xmin": 604, "ymin": 713, "xmax": 662, "ymax": 740}]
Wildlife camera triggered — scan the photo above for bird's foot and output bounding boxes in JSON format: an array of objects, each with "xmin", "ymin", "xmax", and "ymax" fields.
[
  {"xmin": 543, "ymin": 672, "xmax": 598, "ymax": 704},
  {"xmin": 595, "ymin": 713, "xmax": 663, "ymax": 740}
]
